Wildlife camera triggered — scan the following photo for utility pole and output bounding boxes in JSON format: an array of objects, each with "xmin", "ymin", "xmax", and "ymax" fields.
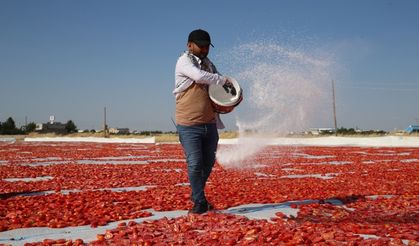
[
  {"xmin": 23, "ymin": 116, "xmax": 28, "ymax": 132},
  {"xmin": 332, "ymin": 80, "xmax": 338, "ymax": 136},
  {"xmin": 104, "ymin": 107, "xmax": 109, "ymax": 138}
]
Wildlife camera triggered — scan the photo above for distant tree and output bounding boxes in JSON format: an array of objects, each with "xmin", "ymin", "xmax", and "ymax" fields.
[
  {"xmin": 337, "ymin": 127, "xmax": 356, "ymax": 135},
  {"xmin": 0, "ymin": 117, "xmax": 24, "ymax": 134},
  {"xmin": 2, "ymin": 117, "xmax": 16, "ymax": 131},
  {"xmin": 336, "ymin": 127, "xmax": 387, "ymax": 135},
  {"xmin": 140, "ymin": 130, "xmax": 163, "ymax": 135},
  {"xmin": 2, "ymin": 117, "xmax": 15, "ymax": 134},
  {"xmin": 90, "ymin": 129, "xmax": 96, "ymax": 133},
  {"xmin": 65, "ymin": 120, "xmax": 77, "ymax": 133},
  {"xmin": 25, "ymin": 122, "xmax": 37, "ymax": 133}
]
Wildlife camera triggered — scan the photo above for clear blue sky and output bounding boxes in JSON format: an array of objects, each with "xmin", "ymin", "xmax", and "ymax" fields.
[{"xmin": 1, "ymin": 0, "xmax": 418, "ymax": 132}]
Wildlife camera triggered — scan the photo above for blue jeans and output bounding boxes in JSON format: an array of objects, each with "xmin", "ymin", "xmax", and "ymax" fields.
[{"xmin": 177, "ymin": 123, "xmax": 219, "ymax": 204}]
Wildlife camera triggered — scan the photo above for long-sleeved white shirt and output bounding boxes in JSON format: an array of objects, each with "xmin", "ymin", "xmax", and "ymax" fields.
[
  {"xmin": 173, "ymin": 51, "xmax": 227, "ymax": 97},
  {"xmin": 173, "ymin": 51, "xmax": 227, "ymax": 129}
]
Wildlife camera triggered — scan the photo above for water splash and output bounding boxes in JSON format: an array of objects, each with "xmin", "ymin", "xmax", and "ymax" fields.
[{"xmin": 217, "ymin": 40, "xmax": 336, "ymax": 168}]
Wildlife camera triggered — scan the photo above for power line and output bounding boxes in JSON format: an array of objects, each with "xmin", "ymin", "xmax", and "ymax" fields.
[{"xmin": 332, "ymin": 80, "xmax": 338, "ymax": 136}]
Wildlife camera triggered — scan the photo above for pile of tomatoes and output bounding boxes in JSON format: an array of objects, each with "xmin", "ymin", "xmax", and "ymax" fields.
[{"xmin": 1, "ymin": 142, "xmax": 418, "ymax": 245}]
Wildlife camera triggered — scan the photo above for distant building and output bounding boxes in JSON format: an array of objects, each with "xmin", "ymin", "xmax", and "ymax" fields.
[
  {"xmin": 405, "ymin": 125, "xmax": 419, "ymax": 134},
  {"xmin": 35, "ymin": 122, "xmax": 66, "ymax": 133},
  {"xmin": 309, "ymin": 128, "xmax": 335, "ymax": 135},
  {"xmin": 35, "ymin": 116, "xmax": 67, "ymax": 134},
  {"xmin": 109, "ymin": 128, "xmax": 130, "ymax": 134}
]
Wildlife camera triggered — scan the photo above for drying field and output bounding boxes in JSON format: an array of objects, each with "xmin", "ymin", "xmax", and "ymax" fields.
[{"xmin": 0, "ymin": 141, "xmax": 418, "ymax": 245}]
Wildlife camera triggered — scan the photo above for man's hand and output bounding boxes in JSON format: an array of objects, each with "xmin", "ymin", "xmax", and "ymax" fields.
[{"xmin": 223, "ymin": 80, "xmax": 237, "ymax": 96}]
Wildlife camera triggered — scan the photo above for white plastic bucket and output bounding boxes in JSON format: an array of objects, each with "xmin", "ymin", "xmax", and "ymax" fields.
[{"xmin": 209, "ymin": 76, "xmax": 243, "ymax": 114}]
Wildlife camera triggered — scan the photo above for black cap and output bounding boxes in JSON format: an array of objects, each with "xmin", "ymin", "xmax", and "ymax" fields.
[{"xmin": 188, "ymin": 29, "xmax": 214, "ymax": 47}]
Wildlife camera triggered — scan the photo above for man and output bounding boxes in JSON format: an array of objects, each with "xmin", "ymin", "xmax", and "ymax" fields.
[{"xmin": 173, "ymin": 29, "xmax": 232, "ymax": 214}]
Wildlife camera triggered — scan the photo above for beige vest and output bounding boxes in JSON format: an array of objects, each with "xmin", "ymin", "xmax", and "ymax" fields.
[{"xmin": 175, "ymin": 82, "xmax": 215, "ymax": 126}]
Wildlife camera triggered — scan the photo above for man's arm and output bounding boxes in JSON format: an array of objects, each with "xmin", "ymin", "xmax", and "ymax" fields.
[{"xmin": 176, "ymin": 55, "xmax": 226, "ymax": 86}]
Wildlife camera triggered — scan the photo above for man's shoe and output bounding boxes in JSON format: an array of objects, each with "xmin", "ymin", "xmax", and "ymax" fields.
[{"xmin": 188, "ymin": 202, "xmax": 209, "ymax": 214}]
